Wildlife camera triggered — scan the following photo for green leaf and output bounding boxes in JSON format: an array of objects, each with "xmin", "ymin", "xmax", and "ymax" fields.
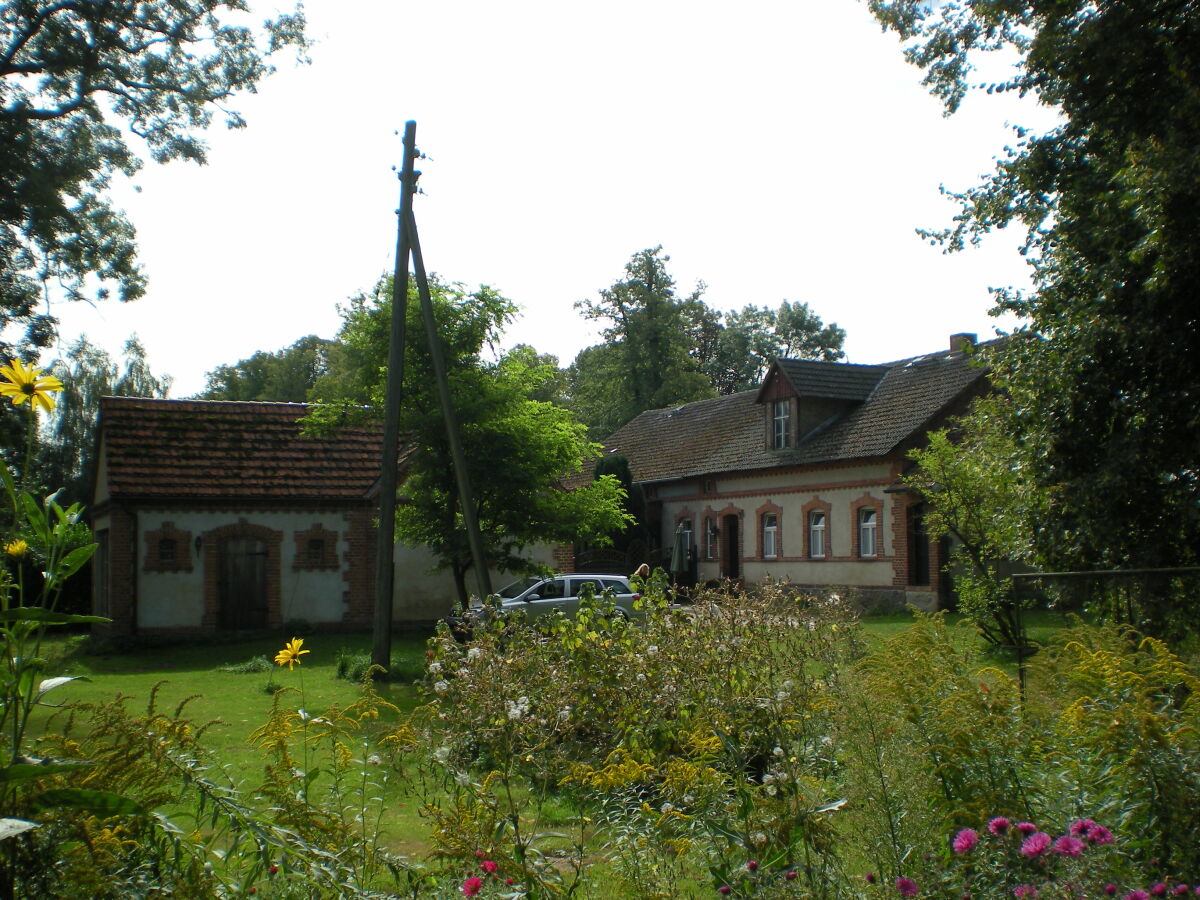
[
  {"xmin": 46, "ymin": 544, "xmax": 97, "ymax": 584},
  {"xmin": 33, "ymin": 789, "xmax": 146, "ymax": 817},
  {"xmin": 0, "ymin": 608, "xmax": 109, "ymax": 625},
  {"xmin": 0, "ymin": 818, "xmax": 38, "ymax": 841},
  {"xmin": 18, "ymin": 492, "xmax": 49, "ymax": 544},
  {"xmin": 0, "ymin": 761, "xmax": 92, "ymax": 784},
  {"xmin": 37, "ymin": 675, "xmax": 89, "ymax": 701}
]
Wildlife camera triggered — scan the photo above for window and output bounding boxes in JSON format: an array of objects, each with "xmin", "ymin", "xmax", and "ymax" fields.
[
  {"xmin": 762, "ymin": 513, "xmax": 778, "ymax": 559},
  {"xmin": 704, "ymin": 517, "xmax": 718, "ymax": 560},
  {"xmin": 679, "ymin": 518, "xmax": 692, "ymax": 555},
  {"xmin": 306, "ymin": 538, "xmax": 325, "ymax": 566},
  {"xmin": 859, "ymin": 507, "xmax": 878, "ymax": 557},
  {"xmin": 808, "ymin": 510, "xmax": 826, "ymax": 558},
  {"xmin": 158, "ymin": 538, "xmax": 177, "ymax": 565},
  {"xmin": 772, "ymin": 399, "xmax": 791, "ymax": 449}
]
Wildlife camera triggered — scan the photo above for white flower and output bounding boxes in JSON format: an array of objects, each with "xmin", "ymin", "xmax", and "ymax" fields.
[
  {"xmin": 557, "ymin": 706, "xmax": 572, "ymax": 722},
  {"xmin": 762, "ymin": 773, "xmax": 775, "ymax": 784},
  {"xmin": 428, "ymin": 661, "xmax": 443, "ymax": 675},
  {"xmin": 660, "ymin": 802, "xmax": 674, "ymax": 814},
  {"xmin": 434, "ymin": 746, "xmax": 451, "ymax": 764},
  {"xmin": 506, "ymin": 696, "xmax": 530, "ymax": 721},
  {"xmin": 466, "ymin": 647, "xmax": 482, "ymax": 662},
  {"xmin": 454, "ymin": 771, "xmax": 470, "ymax": 786},
  {"xmin": 751, "ymin": 831, "xmax": 767, "ymax": 846},
  {"xmin": 433, "ymin": 679, "xmax": 449, "ymax": 695},
  {"xmin": 773, "ymin": 746, "xmax": 785, "ymax": 757},
  {"xmin": 646, "ymin": 645, "xmax": 659, "ymax": 655},
  {"xmin": 366, "ymin": 754, "xmax": 383, "ymax": 766},
  {"xmin": 766, "ymin": 784, "xmax": 778, "ymax": 796}
]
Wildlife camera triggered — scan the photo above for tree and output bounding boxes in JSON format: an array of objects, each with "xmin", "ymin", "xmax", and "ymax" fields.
[
  {"xmin": 0, "ymin": 1, "xmax": 308, "ymax": 351},
  {"xmin": 871, "ymin": 0, "xmax": 1200, "ymax": 635},
  {"xmin": 200, "ymin": 335, "xmax": 331, "ymax": 402},
  {"xmin": 41, "ymin": 335, "xmax": 171, "ymax": 505},
  {"xmin": 310, "ymin": 276, "xmax": 630, "ymax": 605},
  {"xmin": 574, "ymin": 247, "xmax": 713, "ymax": 435}
]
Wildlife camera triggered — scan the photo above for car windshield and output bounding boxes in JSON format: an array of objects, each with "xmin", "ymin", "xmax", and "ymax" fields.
[{"xmin": 496, "ymin": 576, "xmax": 542, "ymax": 599}]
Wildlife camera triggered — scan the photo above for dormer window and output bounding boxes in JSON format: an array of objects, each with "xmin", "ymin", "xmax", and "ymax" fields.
[{"xmin": 772, "ymin": 399, "xmax": 791, "ymax": 449}]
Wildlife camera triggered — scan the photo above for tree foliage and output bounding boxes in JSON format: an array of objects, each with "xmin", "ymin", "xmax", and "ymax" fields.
[
  {"xmin": 42, "ymin": 335, "xmax": 171, "ymax": 506},
  {"xmin": 200, "ymin": 335, "xmax": 331, "ymax": 402},
  {"xmin": 872, "ymin": 0, "xmax": 1200, "ymax": 634},
  {"xmin": 571, "ymin": 247, "xmax": 844, "ymax": 438},
  {"xmin": 0, "ymin": 0, "xmax": 308, "ymax": 349},
  {"xmin": 310, "ymin": 277, "xmax": 629, "ymax": 604}
]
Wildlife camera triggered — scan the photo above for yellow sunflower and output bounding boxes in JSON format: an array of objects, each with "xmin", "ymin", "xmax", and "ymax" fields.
[
  {"xmin": 0, "ymin": 359, "xmax": 64, "ymax": 413},
  {"xmin": 274, "ymin": 637, "xmax": 310, "ymax": 670},
  {"xmin": 4, "ymin": 539, "xmax": 27, "ymax": 558}
]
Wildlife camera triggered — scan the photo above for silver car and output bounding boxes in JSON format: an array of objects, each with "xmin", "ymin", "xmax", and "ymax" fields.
[{"xmin": 444, "ymin": 573, "xmax": 641, "ymax": 639}]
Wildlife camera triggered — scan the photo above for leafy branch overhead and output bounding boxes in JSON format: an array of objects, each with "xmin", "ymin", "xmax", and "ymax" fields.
[{"xmin": 0, "ymin": 0, "xmax": 309, "ymax": 345}]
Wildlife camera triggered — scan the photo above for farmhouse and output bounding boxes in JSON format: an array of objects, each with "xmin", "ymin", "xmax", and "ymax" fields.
[
  {"xmin": 601, "ymin": 334, "xmax": 989, "ymax": 610},
  {"xmin": 90, "ymin": 397, "xmax": 561, "ymax": 635}
]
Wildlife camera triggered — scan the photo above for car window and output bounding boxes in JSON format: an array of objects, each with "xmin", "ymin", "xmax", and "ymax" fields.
[
  {"xmin": 572, "ymin": 579, "xmax": 602, "ymax": 597},
  {"xmin": 497, "ymin": 576, "xmax": 540, "ymax": 599},
  {"xmin": 537, "ymin": 578, "xmax": 565, "ymax": 599},
  {"xmin": 602, "ymin": 578, "xmax": 630, "ymax": 594}
]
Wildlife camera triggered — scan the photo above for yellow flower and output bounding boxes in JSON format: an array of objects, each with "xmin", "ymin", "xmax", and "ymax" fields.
[
  {"xmin": 4, "ymin": 539, "xmax": 27, "ymax": 558},
  {"xmin": 274, "ymin": 636, "xmax": 310, "ymax": 670},
  {"xmin": 0, "ymin": 359, "xmax": 64, "ymax": 413}
]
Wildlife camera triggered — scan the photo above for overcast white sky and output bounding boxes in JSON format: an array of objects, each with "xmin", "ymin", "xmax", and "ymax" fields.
[{"xmin": 52, "ymin": 0, "xmax": 1054, "ymax": 398}]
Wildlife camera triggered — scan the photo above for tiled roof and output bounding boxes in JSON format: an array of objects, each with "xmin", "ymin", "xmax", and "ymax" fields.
[
  {"xmin": 603, "ymin": 345, "xmax": 989, "ymax": 484},
  {"xmin": 97, "ymin": 397, "xmax": 400, "ymax": 502},
  {"xmin": 765, "ymin": 359, "xmax": 890, "ymax": 402}
]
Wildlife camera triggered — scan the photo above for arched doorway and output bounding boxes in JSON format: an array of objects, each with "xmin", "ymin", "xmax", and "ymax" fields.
[{"xmin": 218, "ymin": 536, "xmax": 268, "ymax": 629}]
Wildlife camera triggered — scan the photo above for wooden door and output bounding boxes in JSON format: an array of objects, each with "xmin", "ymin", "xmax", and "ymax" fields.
[{"xmin": 218, "ymin": 537, "xmax": 267, "ymax": 629}]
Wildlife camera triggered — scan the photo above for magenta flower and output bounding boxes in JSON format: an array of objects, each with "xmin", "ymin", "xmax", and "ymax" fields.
[
  {"xmin": 1014, "ymin": 887, "xmax": 1038, "ymax": 899},
  {"xmin": 1174, "ymin": 888, "xmax": 1190, "ymax": 896},
  {"xmin": 1053, "ymin": 835, "xmax": 1085, "ymax": 857},
  {"xmin": 1020, "ymin": 831, "xmax": 1052, "ymax": 858},
  {"xmin": 786, "ymin": 871, "xmax": 797, "ymax": 881},
  {"xmin": 480, "ymin": 860, "xmax": 498, "ymax": 875},
  {"xmin": 1070, "ymin": 818, "xmax": 1097, "ymax": 837},
  {"xmin": 897, "ymin": 876, "xmax": 919, "ymax": 897},
  {"xmin": 1089, "ymin": 824, "xmax": 1115, "ymax": 845},
  {"xmin": 1124, "ymin": 892, "xmax": 1151, "ymax": 900},
  {"xmin": 1015, "ymin": 821, "xmax": 1039, "ymax": 835},
  {"xmin": 462, "ymin": 876, "xmax": 483, "ymax": 898},
  {"xmin": 953, "ymin": 828, "xmax": 980, "ymax": 854},
  {"xmin": 747, "ymin": 860, "xmax": 758, "ymax": 872},
  {"xmin": 1152, "ymin": 886, "xmax": 1169, "ymax": 897},
  {"xmin": 988, "ymin": 817, "xmax": 1012, "ymax": 835},
  {"xmin": 718, "ymin": 886, "xmax": 731, "ymax": 895},
  {"xmin": 1104, "ymin": 888, "xmax": 1117, "ymax": 897},
  {"xmin": 866, "ymin": 873, "xmax": 877, "ymax": 884}
]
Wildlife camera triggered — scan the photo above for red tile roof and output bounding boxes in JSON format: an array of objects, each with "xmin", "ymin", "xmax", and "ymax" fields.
[
  {"xmin": 97, "ymin": 398, "xmax": 401, "ymax": 502},
  {"xmin": 603, "ymin": 344, "xmax": 991, "ymax": 484}
]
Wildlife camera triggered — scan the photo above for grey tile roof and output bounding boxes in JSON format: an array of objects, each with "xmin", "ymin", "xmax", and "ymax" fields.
[{"xmin": 603, "ymin": 346, "xmax": 989, "ymax": 484}]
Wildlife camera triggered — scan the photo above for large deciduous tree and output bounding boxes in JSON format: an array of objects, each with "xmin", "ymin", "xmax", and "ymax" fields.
[
  {"xmin": 310, "ymin": 277, "xmax": 629, "ymax": 605},
  {"xmin": 0, "ymin": 0, "xmax": 308, "ymax": 349},
  {"xmin": 200, "ymin": 335, "xmax": 331, "ymax": 402},
  {"xmin": 871, "ymin": 0, "xmax": 1200, "ymax": 633}
]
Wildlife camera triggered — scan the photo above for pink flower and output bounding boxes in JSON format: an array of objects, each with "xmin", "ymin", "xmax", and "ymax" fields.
[
  {"xmin": 747, "ymin": 860, "xmax": 758, "ymax": 872},
  {"xmin": 952, "ymin": 828, "xmax": 980, "ymax": 854},
  {"xmin": 1089, "ymin": 825, "xmax": 1115, "ymax": 845},
  {"xmin": 718, "ymin": 886, "xmax": 732, "ymax": 895},
  {"xmin": 1104, "ymin": 886, "xmax": 1117, "ymax": 897},
  {"xmin": 786, "ymin": 870, "xmax": 797, "ymax": 880},
  {"xmin": 1053, "ymin": 835, "xmax": 1085, "ymax": 857},
  {"xmin": 462, "ymin": 876, "xmax": 483, "ymax": 897},
  {"xmin": 1070, "ymin": 819, "xmax": 1097, "ymax": 837},
  {"xmin": 1014, "ymin": 887, "xmax": 1038, "ymax": 899},
  {"xmin": 1015, "ymin": 821, "xmax": 1039, "ymax": 835},
  {"xmin": 1124, "ymin": 892, "xmax": 1151, "ymax": 900},
  {"xmin": 1174, "ymin": 888, "xmax": 1190, "ymax": 896},
  {"xmin": 1152, "ymin": 886, "xmax": 1169, "ymax": 897},
  {"xmin": 866, "ymin": 873, "xmax": 877, "ymax": 884},
  {"xmin": 1020, "ymin": 831, "xmax": 1052, "ymax": 858},
  {"xmin": 480, "ymin": 860, "xmax": 498, "ymax": 875},
  {"xmin": 897, "ymin": 876, "xmax": 919, "ymax": 897},
  {"xmin": 988, "ymin": 817, "xmax": 1011, "ymax": 835}
]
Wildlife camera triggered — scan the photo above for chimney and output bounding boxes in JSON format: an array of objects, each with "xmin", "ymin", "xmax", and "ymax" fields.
[{"xmin": 949, "ymin": 333, "xmax": 977, "ymax": 353}]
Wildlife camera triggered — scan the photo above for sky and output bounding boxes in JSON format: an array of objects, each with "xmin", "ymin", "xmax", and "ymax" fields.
[{"xmin": 53, "ymin": 0, "xmax": 1057, "ymax": 399}]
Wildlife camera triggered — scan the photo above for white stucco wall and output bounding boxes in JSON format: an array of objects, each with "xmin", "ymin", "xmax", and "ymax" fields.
[
  {"xmin": 136, "ymin": 509, "xmax": 353, "ymax": 629},
  {"xmin": 659, "ymin": 460, "xmax": 900, "ymax": 592},
  {"xmin": 392, "ymin": 541, "xmax": 559, "ymax": 621}
]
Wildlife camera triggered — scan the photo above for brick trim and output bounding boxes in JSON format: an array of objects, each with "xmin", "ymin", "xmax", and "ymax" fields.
[
  {"xmin": 754, "ymin": 500, "xmax": 784, "ymax": 560},
  {"xmin": 143, "ymin": 521, "xmax": 194, "ymax": 573},
  {"xmin": 201, "ymin": 519, "xmax": 283, "ymax": 629},
  {"xmin": 292, "ymin": 523, "xmax": 340, "ymax": 570},
  {"xmin": 801, "ymin": 497, "xmax": 832, "ymax": 560},
  {"xmin": 851, "ymin": 492, "xmax": 886, "ymax": 559}
]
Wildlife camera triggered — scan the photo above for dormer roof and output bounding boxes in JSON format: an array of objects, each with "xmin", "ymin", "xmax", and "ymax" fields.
[{"xmin": 756, "ymin": 358, "xmax": 890, "ymax": 404}]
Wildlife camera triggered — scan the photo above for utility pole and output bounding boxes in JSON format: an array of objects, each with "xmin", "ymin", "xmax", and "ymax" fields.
[{"xmin": 371, "ymin": 120, "xmax": 418, "ymax": 671}]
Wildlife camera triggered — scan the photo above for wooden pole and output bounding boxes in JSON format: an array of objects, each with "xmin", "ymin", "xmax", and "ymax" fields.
[
  {"xmin": 371, "ymin": 120, "xmax": 418, "ymax": 671},
  {"xmin": 405, "ymin": 207, "xmax": 493, "ymax": 601}
]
